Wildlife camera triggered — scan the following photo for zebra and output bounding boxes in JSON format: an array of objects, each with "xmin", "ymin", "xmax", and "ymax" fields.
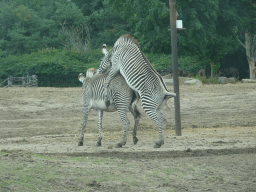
[
  {"xmin": 97, "ymin": 34, "xmax": 176, "ymax": 148},
  {"xmin": 78, "ymin": 68, "xmax": 141, "ymax": 147}
]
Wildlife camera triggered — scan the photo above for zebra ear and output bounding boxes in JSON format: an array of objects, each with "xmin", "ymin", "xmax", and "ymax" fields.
[{"xmin": 102, "ymin": 44, "xmax": 108, "ymax": 55}]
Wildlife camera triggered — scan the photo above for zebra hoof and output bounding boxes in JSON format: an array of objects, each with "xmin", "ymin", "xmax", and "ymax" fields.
[
  {"xmin": 116, "ymin": 143, "xmax": 123, "ymax": 148},
  {"xmin": 96, "ymin": 143, "xmax": 101, "ymax": 147},
  {"xmin": 153, "ymin": 143, "xmax": 161, "ymax": 148},
  {"xmin": 96, "ymin": 141, "xmax": 102, "ymax": 147},
  {"xmin": 96, "ymin": 137, "xmax": 102, "ymax": 147},
  {"xmin": 116, "ymin": 141, "xmax": 126, "ymax": 148},
  {"xmin": 153, "ymin": 141, "xmax": 164, "ymax": 148},
  {"xmin": 133, "ymin": 137, "xmax": 139, "ymax": 145},
  {"xmin": 78, "ymin": 141, "xmax": 83, "ymax": 146}
]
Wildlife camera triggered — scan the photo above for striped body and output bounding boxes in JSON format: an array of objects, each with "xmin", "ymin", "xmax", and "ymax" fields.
[
  {"xmin": 78, "ymin": 68, "xmax": 141, "ymax": 147},
  {"xmin": 97, "ymin": 35, "xmax": 175, "ymax": 148}
]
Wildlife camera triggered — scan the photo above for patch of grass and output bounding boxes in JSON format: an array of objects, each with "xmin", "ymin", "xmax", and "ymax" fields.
[
  {"xmin": 194, "ymin": 74, "xmax": 220, "ymax": 84},
  {"xmin": 164, "ymin": 168, "xmax": 187, "ymax": 176},
  {"xmin": 194, "ymin": 74, "xmax": 208, "ymax": 84},
  {"xmin": 0, "ymin": 153, "xmax": 143, "ymax": 191},
  {"xmin": 208, "ymin": 76, "xmax": 220, "ymax": 84},
  {"xmin": 0, "ymin": 178, "xmax": 8, "ymax": 189},
  {"xmin": 0, "ymin": 152, "xmax": 231, "ymax": 191},
  {"xmin": 231, "ymin": 77, "xmax": 239, "ymax": 84}
]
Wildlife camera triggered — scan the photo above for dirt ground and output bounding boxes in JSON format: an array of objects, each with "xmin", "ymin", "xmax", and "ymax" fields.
[{"xmin": 0, "ymin": 83, "xmax": 256, "ymax": 191}]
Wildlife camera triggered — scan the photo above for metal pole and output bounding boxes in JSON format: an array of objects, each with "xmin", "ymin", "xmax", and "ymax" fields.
[{"xmin": 169, "ymin": 0, "xmax": 181, "ymax": 136}]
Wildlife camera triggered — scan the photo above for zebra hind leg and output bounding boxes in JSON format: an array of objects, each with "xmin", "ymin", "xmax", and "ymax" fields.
[
  {"xmin": 153, "ymin": 111, "xmax": 166, "ymax": 148},
  {"xmin": 141, "ymin": 100, "xmax": 166, "ymax": 148},
  {"xmin": 116, "ymin": 111, "xmax": 130, "ymax": 148}
]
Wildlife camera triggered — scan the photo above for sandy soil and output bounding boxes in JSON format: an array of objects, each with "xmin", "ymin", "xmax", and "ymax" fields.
[{"xmin": 0, "ymin": 83, "xmax": 256, "ymax": 191}]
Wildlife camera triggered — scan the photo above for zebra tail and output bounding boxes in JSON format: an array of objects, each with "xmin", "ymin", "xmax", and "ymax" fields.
[
  {"xmin": 165, "ymin": 92, "xmax": 176, "ymax": 100},
  {"xmin": 131, "ymin": 91, "xmax": 140, "ymax": 104},
  {"xmin": 131, "ymin": 91, "xmax": 142, "ymax": 118},
  {"xmin": 164, "ymin": 92, "xmax": 176, "ymax": 109}
]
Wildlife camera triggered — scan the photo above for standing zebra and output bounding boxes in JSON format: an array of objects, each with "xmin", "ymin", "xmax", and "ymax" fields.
[
  {"xmin": 78, "ymin": 68, "xmax": 141, "ymax": 147},
  {"xmin": 97, "ymin": 34, "xmax": 176, "ymax": 148}
]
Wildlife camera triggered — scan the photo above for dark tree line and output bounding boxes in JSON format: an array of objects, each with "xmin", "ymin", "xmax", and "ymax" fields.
[{"xmin": 0, "ymin": 0, "xmax": 255, "ymax": 81}]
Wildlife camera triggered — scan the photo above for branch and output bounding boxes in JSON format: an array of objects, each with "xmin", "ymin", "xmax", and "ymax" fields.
[{"xmin": 237, "ymin": 36, "xmax": 246, "ymax": 48}]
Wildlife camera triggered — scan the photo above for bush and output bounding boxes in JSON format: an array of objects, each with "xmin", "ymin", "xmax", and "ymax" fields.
[
  {"xmin": 179, "ymin": 56, "xmax": 209, "ymax": 74},
  {"xmin": 144, "ymin": 52, "xmax": 172, "ymax": 71},
  {"xmin": 0, "ymin": 48, "xmax": 104, "ymax": 87},
  {"xmin": 143, "ymin": 53, "xmax": 209, "ymax": 74},
  {"xmin": 194, "ymin": 74, "xmax": 220, "ymax": 84}
]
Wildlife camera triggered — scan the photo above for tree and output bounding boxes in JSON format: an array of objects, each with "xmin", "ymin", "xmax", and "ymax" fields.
[
  {"xmin": 108, "ymin": 0, "xmax": 243, "ymax": 76},
  {"xmin": 0, "ymin": 0, "xmax": 86, "ymax": 54},
  {"xmin": 60, "ymin": 23, "xmax": 90, "ymax": 53},
  {"xmin": 84, "ymin": 0, "xmax": 131, "ymax": 48},
  {"xmin": 236, "ymin": 0, "xmax": 256, "ymax": 79},
  {"xmin": 108, "ymin": 0, "xmax": 171, "ymax": 53}
]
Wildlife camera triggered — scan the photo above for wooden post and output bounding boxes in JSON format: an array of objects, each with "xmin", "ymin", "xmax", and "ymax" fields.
[
  {"xmin": 22, "ymin": 76, "xmax": 26, "ymax": 86},
  {"xmin": 8, "ymin": 76, "xmax": 13, "ymax": 87},
  {"xmin": 169, "ymin": 0, "xmax": 182, "ymax": 136},
  {"xmin": 32, "ymin": 75, "xmax": 38, "ymax": 87}
]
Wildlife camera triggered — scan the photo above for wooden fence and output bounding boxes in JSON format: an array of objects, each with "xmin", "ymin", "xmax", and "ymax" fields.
[{"xmin": 0, "ymin": 75, "xmax": 38, "ymax": 87}]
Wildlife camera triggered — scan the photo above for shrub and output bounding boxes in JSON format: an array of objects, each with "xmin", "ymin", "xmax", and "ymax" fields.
[
  {"xmin": 194, "ymin": 74, "xmax": 220, "ymax": 84},
  {"xmin": 0, "ymin": 48, "xmax": 103, "ymax": 87}
]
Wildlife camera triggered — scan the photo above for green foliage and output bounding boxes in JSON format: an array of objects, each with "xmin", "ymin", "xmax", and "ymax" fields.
[
  {"xmin": 85, "ymin": 1, "xmax": 131, "ymax": 48},
  {"xmin": 0, "ymin": 0, "xmax": 255, "ymax": 86},
  {"xmin": 0, "ymin": 48, "xmax": 103, "ymax": 87},
  {"xmin": 194, "ymin": 74, "xmax": 209, "ymax": 84},
  {"xmin": 208, "ymin": 76, "xmax": 221, "ymax": 84},
  {"xmin": 107, "ymin": 0, "xmax": 252, "ymax": 73},
  {"xmin": 0, "ymin": 0, "xmax": 86, "ymax": 55},
  {"xmin": 179, "ymin": 56, "xmax": 208, "ymax": 73},
  {"xmin": 144, "ymin": 52, "xmax": 172, "ymax": 71},
  {"xmin": 108, "ymin": 0, "xmax": 170, "ymax": 53},
  {"xmin": 194, "ymin": 74, "xmax": 220, "ymax": 84}
]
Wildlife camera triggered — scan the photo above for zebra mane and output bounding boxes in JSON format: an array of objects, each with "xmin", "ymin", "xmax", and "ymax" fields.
[
  {"xmin": 114, "ymin": 34, "xmax": 140, "ymax": 48},
  {"xmin": 86, "ymin": 68, "xmax": 97, "ymax": 78}
]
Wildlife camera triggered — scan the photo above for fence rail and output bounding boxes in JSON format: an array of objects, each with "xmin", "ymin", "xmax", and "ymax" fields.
[{"xmin": 0, "ymin": 75, "xmax": 38, "ymax": 87}]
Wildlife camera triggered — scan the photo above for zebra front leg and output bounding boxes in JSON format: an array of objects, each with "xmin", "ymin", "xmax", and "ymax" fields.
[
  {"xmin": 129, "ymin": 104, "xmax": 141, "ymax": 145},
  {"xmin": 78, "ymin": 106, "xmax": 90, "ymax": 146},
  {"xmin": 96, "ymin": 110, "xmax": 103, "ymax": 147}
]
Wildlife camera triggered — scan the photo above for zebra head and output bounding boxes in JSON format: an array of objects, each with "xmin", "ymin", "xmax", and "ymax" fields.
[
  {"xmin": 97, "ymin": 44, "xmax": 112, "ymax": 74},
  {"xmin": 102, "ymin": 44, "xmax": 108, "ymax": 55},
  {"xmin": 78, "ymin": 73, "xmax": 86, "ymax": 83}
]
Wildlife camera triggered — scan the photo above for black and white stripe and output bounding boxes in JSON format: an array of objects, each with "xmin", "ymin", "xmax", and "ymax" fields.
[
  {"xmin": 97, "ymin": 34, "xmax": 176, "ymax": 148},
  {"xmin": 78, "ymin": 68, "xmax": 141, "ymax": 147}
]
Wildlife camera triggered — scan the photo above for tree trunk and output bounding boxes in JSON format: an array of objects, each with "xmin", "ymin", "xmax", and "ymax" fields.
[
  {"xmin": 248, "ymin": 58, "xmax": 256, "ymax": 79},
  {"xmin": 238, "ymin": 30, "xmax": 256, "ymax": 79},
  {"xmin": 245, "ymin": 31, "xmax": 256, "ymax": 79},
  {"xmin": 210, "ymin": 62, "xmax": 214, "ymax": 78}
]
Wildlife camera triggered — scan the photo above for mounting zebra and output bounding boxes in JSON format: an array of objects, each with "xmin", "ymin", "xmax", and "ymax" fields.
[
  {"xmin": 97, "ymin": 34, "xmax": 176, "ymax": 148},
  {"xmin": 78, "ymin": 68, "xmax": 141, "ymax": 148}
]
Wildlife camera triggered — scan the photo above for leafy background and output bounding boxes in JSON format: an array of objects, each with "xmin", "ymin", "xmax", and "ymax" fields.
[{"xmin": 0, "ymin": 0, "xmax": 254, "ymax": 86}]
